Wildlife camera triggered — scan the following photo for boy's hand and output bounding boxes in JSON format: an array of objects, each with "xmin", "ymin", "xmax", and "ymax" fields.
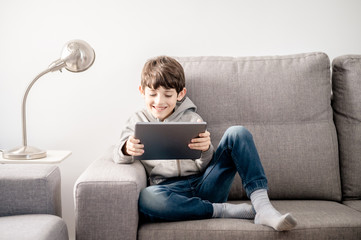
[
  {"xmin": 123, "ymin": 136, "xmax": 144, "ymax": 156},
  {"xmin": 189, "ymin": 130, "xmax": 211, "ymax": 152}
]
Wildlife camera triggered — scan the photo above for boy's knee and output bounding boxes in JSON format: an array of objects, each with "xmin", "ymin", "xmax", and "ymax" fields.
[
  {"xmin": 139, "ymin": 187, "xmax": 157, "ymax": 210},
  {"xmin": 139, "ymin": 186, "xmax": 168, "ymax": 214},
  {"xmin": 225, "ymin": 126, "xmax": 252, "ymax": 141}
]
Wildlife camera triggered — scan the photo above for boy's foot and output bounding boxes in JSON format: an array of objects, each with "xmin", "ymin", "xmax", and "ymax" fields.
[
  {"xmin": 255, "ymin": 211, "xmax": 297, "ymax": 231},
  {"xmin": 212, "ymin": 203, "xmax": 256, "ymax": 219},
  {"xmin": 250, "ymin": 189, "xmax": 297, "ymax": 231}
]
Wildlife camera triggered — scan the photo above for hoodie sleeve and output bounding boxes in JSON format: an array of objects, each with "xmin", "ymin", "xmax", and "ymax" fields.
[
  {"xmin": 113, "ymin": 115, "xmax": 137, "ymax": 164},
  {"xmin": 194, "ymin": 143, "xmax": 214, "ymax": 172}
]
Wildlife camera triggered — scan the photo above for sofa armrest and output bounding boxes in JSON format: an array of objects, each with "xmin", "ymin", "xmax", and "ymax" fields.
[
  {"xmin": 0, "ymin": 164, "xmax": 62, "ymax": 217},
  {"xmin": 74, "ymin": 147, "xmax": 147, "ymax": 240}
]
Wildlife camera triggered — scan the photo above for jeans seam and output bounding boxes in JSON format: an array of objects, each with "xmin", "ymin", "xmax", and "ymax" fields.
[{"xmin": 230, "ymin": 147, "xmax": 248, "ymax": 184}]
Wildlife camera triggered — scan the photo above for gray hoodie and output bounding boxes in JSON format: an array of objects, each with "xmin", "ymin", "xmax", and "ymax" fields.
[{"xmin": 113, "ymin": 97, "xmax": 214, "ymax": 185}]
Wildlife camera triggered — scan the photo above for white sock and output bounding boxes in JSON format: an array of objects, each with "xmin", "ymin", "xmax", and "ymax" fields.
[
  {"xmin": 212, "ymin": 203, "xmax": 255, "ymax": 219},
  {"xmin": 250, "ymin": 189, "xmax": 297, "ymax": 231}
]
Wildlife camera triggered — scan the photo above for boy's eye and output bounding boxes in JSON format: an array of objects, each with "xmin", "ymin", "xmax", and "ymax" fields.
[{"xmin": 165, "ymin": 95, "xmax": 173, "ymax": 98}]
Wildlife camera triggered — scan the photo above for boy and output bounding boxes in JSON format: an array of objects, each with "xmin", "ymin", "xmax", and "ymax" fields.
[{"xmin": 113, "ymin": 56, "xmax": 297, "ymax": 231}]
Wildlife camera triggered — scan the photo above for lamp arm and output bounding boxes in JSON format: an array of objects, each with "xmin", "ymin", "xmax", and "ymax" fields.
[
  {"xmin": 22, "ymin": 68, "xmax": 52, "ymax": 146},
  {"xmin": 21, "ymin": 58, "xmax": 68, "ymax": 146}
]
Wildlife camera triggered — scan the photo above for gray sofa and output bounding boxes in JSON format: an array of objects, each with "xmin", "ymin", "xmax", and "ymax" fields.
[
  {"xmin": 74, "ymin": 52, "xmax": 361, "ymax": 239},
  {"xmin": 0, "ymin": 164, "xmax": 69, "ymax": 240}
]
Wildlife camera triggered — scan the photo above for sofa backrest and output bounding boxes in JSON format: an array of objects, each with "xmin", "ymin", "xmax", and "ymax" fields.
[
  {"xmin": 177, "ymin": 53, "xmax": 341, "ymax": 201},
  {"xmin": 332, "ymin": 55, "xmax": 361, "ymax": 200}
]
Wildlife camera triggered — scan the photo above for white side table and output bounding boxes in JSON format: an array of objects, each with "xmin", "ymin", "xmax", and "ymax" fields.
[{"xmin": 0, "ymin": 150, "xmax": 71, "ymax": 164}]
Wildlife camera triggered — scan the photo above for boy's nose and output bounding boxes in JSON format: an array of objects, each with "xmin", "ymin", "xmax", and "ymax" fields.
[{"xmin": 154, "ymin": 95, "xmax": 164, "ymax": 104}]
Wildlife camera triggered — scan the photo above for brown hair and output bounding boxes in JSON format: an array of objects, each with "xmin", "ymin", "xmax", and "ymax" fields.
[{"xmin": 141, "ymin": 56, "xmax": 185, "ymax": 94}]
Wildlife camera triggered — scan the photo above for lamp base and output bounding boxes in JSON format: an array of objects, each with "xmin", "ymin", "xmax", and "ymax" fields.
[{"xmin": 2, "ymin": 146, "xmax": 47, "ymax": 160}]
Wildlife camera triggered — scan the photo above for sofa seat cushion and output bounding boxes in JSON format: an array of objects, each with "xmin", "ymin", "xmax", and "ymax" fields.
[
  {"xmin": 0, "ymin": 214, "xmax": 68, "ymax": 240},
  {"xmin": 343, "ymin": 200, "xmax": 361, "ymax": 212},
  {"xmin": 138, "ymin": 200, "xmax": 361, "ymax": 240}
]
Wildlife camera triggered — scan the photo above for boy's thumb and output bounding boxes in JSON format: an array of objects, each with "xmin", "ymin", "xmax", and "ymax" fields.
[{"xmin": 197, "ymin": 119, "xmax": 202, "ymax": 123}]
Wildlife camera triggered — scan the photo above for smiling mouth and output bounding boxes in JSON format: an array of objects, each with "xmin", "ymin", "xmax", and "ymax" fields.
[{"xmin": 153, "ymin": 106, "xmax": 167, "ymax": 112}]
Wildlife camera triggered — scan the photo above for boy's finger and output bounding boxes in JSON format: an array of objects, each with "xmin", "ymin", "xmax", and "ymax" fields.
[
  {"xmin": 188, "ymin": 143, "xmax": 209, "ymax": 151},
  {"xmin": 129, "ymin": 148, "xmax": 144, "ymax": 155},
  {"xmin": 199, "ymin": 132, "xmax": 210, "ymax": 137},
  {"xmin": 128, "ymin": 136, "xmax": 140, "ymax": 143},
  {"xmin": 130, "ymin": 137, "xmax": 141, "ymax": 144},
  {"xmin": 191, "ymin": 138, "xmax": 200, "ymax": 143},
  {"xmin": 134, "ymin": 143, "xmax": 144, "ymax": 149},
  {"xmin": 189, "ymin": 143, "xmax": 204, "ymax": 148},
  {"xmin": 191, "ymin": 136, "xmax": 210, "ymax": 142},
  {"xmin": 129, "ymin": 142, "xmax": 144, "ymax": 149}
]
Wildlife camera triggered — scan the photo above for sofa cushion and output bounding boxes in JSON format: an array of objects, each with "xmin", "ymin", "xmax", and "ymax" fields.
[
  {"xmin": 0, "ymin": 164, "xmax": 62, "ymax": 217},
  {"xmin": 343, "ymin": 201, "xmax": 361, "ymax": 213},
  {"xmin": 332, "ymin": 55, "xmax": 361, "ymax": 200},
  {"xmin": 177, "ymin": 53, "xmax": 341, "ymax": 201},
  {"xmin": 138, "ymin": 200, "xmax": 361, "ymax": 240},
  {"xmin": 0, "ymin": 214, "xmax": 68, "ymax": 240}
]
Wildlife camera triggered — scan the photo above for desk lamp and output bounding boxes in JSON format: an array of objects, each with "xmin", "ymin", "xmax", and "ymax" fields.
[{"xmin": 2, "ymin": 40, "xmax": 95, "ymax": 160}]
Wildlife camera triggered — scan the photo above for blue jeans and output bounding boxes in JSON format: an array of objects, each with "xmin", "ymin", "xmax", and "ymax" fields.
[{"xmin": 138, "ymin": 126, "xmax": 268, "ymax": 222}]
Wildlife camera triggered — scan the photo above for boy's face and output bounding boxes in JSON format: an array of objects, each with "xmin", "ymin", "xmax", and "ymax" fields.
[{"xmin": 139, "ymin": 86, "xmax": 186, "ymax": 121}]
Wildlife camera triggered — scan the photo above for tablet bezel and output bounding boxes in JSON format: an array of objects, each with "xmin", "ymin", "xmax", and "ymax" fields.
[{"xmin": 134, "ymin": 122, "xmax": 207, "ymax": 160}]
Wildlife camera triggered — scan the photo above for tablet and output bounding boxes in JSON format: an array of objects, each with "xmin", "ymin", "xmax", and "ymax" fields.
[{"xmin": 134, "ymin": 122, "xmax": 207, "ymax": 160}]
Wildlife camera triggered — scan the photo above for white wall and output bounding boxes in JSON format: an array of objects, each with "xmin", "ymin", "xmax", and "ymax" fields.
[{"xmin": 1, "ymin": 0, "xmax": 360, "ymax": 239}]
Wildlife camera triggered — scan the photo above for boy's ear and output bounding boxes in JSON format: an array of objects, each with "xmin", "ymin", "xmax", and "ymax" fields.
[
  {"xmin": 177, "ymin": 88, "xmax": 187, "ymax": 101},
  {"xmin": 139, "ymin": 85, "xmax": 145, "ymax": 96}
]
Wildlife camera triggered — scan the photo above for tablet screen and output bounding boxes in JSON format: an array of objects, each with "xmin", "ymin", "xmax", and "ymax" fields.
[{"xmin": 134, "ymin": 122, "xmax": 207, "ymax": 160}]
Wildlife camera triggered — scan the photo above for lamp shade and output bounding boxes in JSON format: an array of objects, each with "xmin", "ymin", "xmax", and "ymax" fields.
[{"xmin": 61, "ymin": 40, "xmax": 95, "ymax": 72}]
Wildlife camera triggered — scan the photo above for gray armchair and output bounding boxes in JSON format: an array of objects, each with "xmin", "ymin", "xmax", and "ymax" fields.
[{"xmin": 0, "ymin": 164, "xmax": 69, "ymax": 240}]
